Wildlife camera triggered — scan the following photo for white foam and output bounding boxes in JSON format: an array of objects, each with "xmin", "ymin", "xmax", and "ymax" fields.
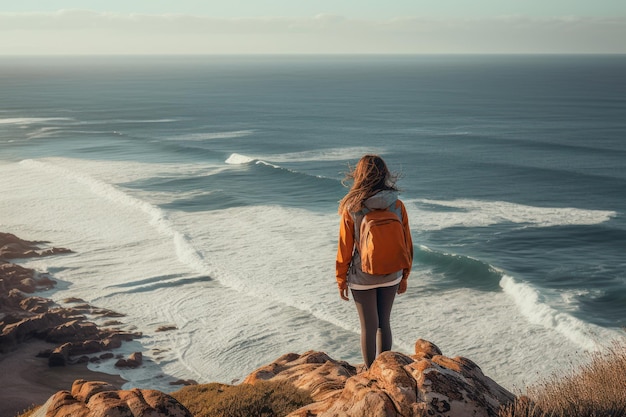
[
  {"xmin": 499, "ymin": 275, "xmax": 614, "ymax": 352},
  {"xmin": 258, "ymin": 147, "xmax": 386, "ymax": 163},
  {"xmin": 25, "ymin": 127, "xmax": 64, "ymax": 139},
  {"xmin": 225, "ymin": 153, "xmax": 280, "ymax": 168},
  {"xmin": 19, "ymin": 159, "xmax": 212, "ymax": 279},
  {"xmin": 409, "ymin": 198, "xmax": 615, "ymax": 230},
  {"xmin": 25, "ymin": 128, "xmax": 112, "ymax": 140},
  {"xmin": 0, "ymin": 117, "xmax": 73, "ymax": 125},
  {"xmin": 169, "ymin": 130, "xmax": 254, "ymax": 141},
  {"xmin": 225, "ymin": 153, "xmax": 256, "ymax": 165},
  {"xmin": 106, "ymin": 118, "xmax": 179, "ymax": 124},
  {"xmin": 15, "ymin": 159, "xmax": 346, "ymax": 331}
]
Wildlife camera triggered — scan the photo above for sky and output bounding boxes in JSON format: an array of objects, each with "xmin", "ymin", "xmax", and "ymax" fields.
[{"xmin": 1, "ymin": 0, "xmax": 625, "ymax": 54}]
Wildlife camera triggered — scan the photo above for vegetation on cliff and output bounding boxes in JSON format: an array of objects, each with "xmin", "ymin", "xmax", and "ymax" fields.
[
  {"xmin": 501, "ymin": 337, "xmax": 626, "ymax": 417},
  {"xmin": 172, "ymin": 380, "xmax": 313, "ymax": 417}
]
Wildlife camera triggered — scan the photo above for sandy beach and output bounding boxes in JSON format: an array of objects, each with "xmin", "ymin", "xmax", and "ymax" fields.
[{"xmin": 0, "ymin": 340, "xmax": 126, "ymax": 417}]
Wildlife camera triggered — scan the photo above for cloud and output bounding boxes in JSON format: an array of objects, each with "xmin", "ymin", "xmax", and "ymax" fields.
[{"xmin": 1, "ymin": 10, "xmax": 625, "ymax": 54}]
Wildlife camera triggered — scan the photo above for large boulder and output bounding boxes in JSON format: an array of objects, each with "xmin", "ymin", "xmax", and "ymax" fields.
[
  {"xmin": 244, "ymin": 339, "xmax": 515, "ymax": 417},
  {"xmin": 32, "ymin": 380, "xmax": 192, "ymax": 417}
]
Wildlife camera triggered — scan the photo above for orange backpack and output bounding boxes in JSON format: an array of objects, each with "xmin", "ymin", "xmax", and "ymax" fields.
[{"xmin": 354, "ymin": 202, "xmax": 412, "ymax": 275}]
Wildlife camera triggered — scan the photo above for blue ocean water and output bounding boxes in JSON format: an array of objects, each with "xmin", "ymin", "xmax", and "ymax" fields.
[{"xmin": 1, "ymin": 55, "xmax": 625, "ymax": 391}]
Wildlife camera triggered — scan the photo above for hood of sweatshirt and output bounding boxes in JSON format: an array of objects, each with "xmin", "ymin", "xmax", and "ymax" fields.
[{"xmin": 363, "ymin": 190, "xmax": 398, "ymax": 211}]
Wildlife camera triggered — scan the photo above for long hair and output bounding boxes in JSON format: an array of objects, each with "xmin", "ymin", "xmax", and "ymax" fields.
[{"xmin": 338, "ymin": 154, "xmax": 399, "ymax": 214}]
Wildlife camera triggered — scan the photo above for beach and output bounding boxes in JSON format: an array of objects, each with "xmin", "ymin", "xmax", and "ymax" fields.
[{"xmin": 0, "ymin": 340, "xmax": 126, "ymax": 417}]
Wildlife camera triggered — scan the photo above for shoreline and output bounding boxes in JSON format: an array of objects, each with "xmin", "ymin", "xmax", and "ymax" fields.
[{"xmin": 0, "ymin": 232, "xmax": 137, "ymax": 417}]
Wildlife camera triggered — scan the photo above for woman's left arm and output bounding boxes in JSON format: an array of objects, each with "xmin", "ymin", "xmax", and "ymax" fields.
[{"xmin": 336, "ymin": 210, "xmax": 355, "ymax": 300}]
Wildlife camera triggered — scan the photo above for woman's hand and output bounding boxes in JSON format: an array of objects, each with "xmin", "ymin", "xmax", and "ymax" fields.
[
  {"xmin": 339, "ymin": 284, "xmax": 349, "ymax": 301},
  {"xmin": 397, "ymin": 279, "xmax": 407, "ymax": 294}
]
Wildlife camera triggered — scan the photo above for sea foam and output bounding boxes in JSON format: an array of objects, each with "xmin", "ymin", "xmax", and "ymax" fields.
[
  {"xmin": 19, "ymin": 159, "xmax": 211, "ymax": 279},
  {"xmin": 409, "ymin": 198, "xmax": 616, "ymax": 230},
  {"xmin": 499, "ymin": 275, "xmax": 613, "ymax": 352},
  {"xmin": 0, "ymin": 117, "xmax": 73, "ymax": 125},
  {"xmin": 169, "ymin": 130, "xmax": 254, "ymax": 141}
]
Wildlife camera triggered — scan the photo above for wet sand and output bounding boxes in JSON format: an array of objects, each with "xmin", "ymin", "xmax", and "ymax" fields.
[{"xmin": 0, "ymin": 340, "xmax": 126, "ymax": 417}]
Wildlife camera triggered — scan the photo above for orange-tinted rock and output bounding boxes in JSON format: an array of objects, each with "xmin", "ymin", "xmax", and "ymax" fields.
[
  {"xmin": 245, "ymin": 350, "xmax": 356, "ymax": 402},
  {"xmin": 272, "ymin": 340, "xmax": 515, "ymax": 417},
  {"xmin": 32, "ymin": 380, "xmax": 192, "ymax": 417},
  {"xmin": 413, "ymin": 338, "xmax": 442, "ymax": 359}
]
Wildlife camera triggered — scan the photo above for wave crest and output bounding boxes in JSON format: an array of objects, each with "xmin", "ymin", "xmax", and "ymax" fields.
[{"xmin": 499, "ymin": 275, "xmax": 615, "ymax": 352}]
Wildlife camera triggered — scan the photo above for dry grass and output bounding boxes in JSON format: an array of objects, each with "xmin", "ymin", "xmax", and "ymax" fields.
[
  {"xmin": 500, "ymin": 338, "xmax": 626, "ymax": 417},
  {"xmin": 13, "ymin": 405, "xmax": 39, "ymax": 417},
  {"xmin": 171, "ymin": 380, "xmax": 313, "ymax": 417}
]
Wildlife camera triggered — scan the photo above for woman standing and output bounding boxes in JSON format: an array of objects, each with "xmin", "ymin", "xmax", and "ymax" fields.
[{"xmin": 336, "ymin": 154, "xmax": 413, "ymax": 369}]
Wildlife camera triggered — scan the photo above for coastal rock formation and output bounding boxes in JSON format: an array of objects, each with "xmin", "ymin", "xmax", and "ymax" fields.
[
  {"xmin": 0, "ymin": 232, "xmax": 72, "ymax": 259},
  {"xmin": 0, "ymin": 232, "xmax": 139, "ymax": 362},
  {"xmin": 32, "ymin": 380, "xmax": 192, "ymax": 417},
  {"xmin": 246, "ymin": 339, "xmax": 514, "ymax": 417},
  {"xmin": 35, "ymin": 340, "xmax": 514, "ymax": 417}
]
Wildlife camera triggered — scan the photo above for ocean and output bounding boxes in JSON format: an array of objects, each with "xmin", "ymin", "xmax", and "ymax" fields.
[{"xmin": 0, "ymin": 55, "xmax": 624, "ymax": 393}]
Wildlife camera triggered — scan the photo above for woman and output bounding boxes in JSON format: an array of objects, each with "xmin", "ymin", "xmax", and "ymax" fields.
[{"xmin": 336, "ymin": 154, "xmax": 413, "ymax": 369}]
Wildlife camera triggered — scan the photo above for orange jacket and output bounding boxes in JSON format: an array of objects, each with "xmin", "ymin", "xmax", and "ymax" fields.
[{"xmin": 336, "ymin": 199, "xmax": 413, "ymax": 289}]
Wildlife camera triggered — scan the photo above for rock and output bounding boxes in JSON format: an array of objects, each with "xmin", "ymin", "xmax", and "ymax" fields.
[
  {"xmin": 32, "ymin": 380, "xmax": 192, "ymax": 417},
  {"xmin": 0, "ymin": 311, "xmax": 67, "ymax": 352},
  {"xmin": 0, "ymin": 232, "xmax": 72, "ymax": 260},
  {"xmin": 63, "ymin": 297, "xmax": 86, "ymax": 304},
  {"xmin": 115, "ymin": 351, "xmax": 143, "ymax": 368},
  {"xmin": 156, "ymin": 325, "xmax": 178, "ymax": 332},
  {"xmin": 414, "ymin": 338, "xmax": 443, "ymax": 359},
  {"xmin": 255, "ymin": 339, "xmax": 515, "ymax": 417},
  {"xmin": 169, "ymin": 379, "xmax": 199, "ymax": 386},
  {"xmin": 0, "ymin": 262, "xmax": 36, "ymax": 293},
  {"xmin": 244, "ymin": 350, "xmax": 357, "ymax": 415},
  {"xmin": 49, "ymin": 343, "xmax": 72, "ymax": 367},
  {"xmin": 45, "ymin": 320, "xmax": 99, "ymax": 343},
  {"xmin": 128, "ymin": 351, "xmax": 143, "ymax": 366},
  {"xmin": 19, "ymin": 296, "xmax": 53, "ymax": 313}
]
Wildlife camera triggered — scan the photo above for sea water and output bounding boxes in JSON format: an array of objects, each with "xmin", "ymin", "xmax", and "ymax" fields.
[{"xmin": 0, "ymin": 55, "xmax": 625, "ymax": 392}]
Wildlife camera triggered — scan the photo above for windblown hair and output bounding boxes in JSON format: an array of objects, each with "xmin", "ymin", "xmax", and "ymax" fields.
[{"xmin": 338, "ymin": 154, "xmax": 399, "ymax": 214}]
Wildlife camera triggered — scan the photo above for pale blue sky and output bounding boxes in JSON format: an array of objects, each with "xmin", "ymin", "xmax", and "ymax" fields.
[
  {"xmin": 4, "ymin": 0, "xmax": 626, "ymax": 18},
  {"xmin": 1, "ymin": 0, "xmax": 625, "ymax": 54}
]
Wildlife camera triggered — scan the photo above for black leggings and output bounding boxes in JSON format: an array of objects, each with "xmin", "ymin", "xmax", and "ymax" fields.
[{"xmin": 351, "ymin": 284, "xmax": 399, "ymax": 368}]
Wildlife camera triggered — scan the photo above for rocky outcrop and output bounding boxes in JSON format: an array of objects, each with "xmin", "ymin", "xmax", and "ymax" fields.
[
  {"xmin": 32, "ymin": 339, "xmax": 515, "ymax": 417},
  {"xmin": 32, "ymin": 380, "xmax": 192, "ymax": 417},
  {"xmin": 245, "ymin": 339, "xmax": 515, "ymax": 417},
  {"xmin": 0, "ymin": 233, "xmax": 140, "ymax": 364},
  {"xmin": 0, "ymin": 232, "xmax": 72, "ymax": 259}
]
